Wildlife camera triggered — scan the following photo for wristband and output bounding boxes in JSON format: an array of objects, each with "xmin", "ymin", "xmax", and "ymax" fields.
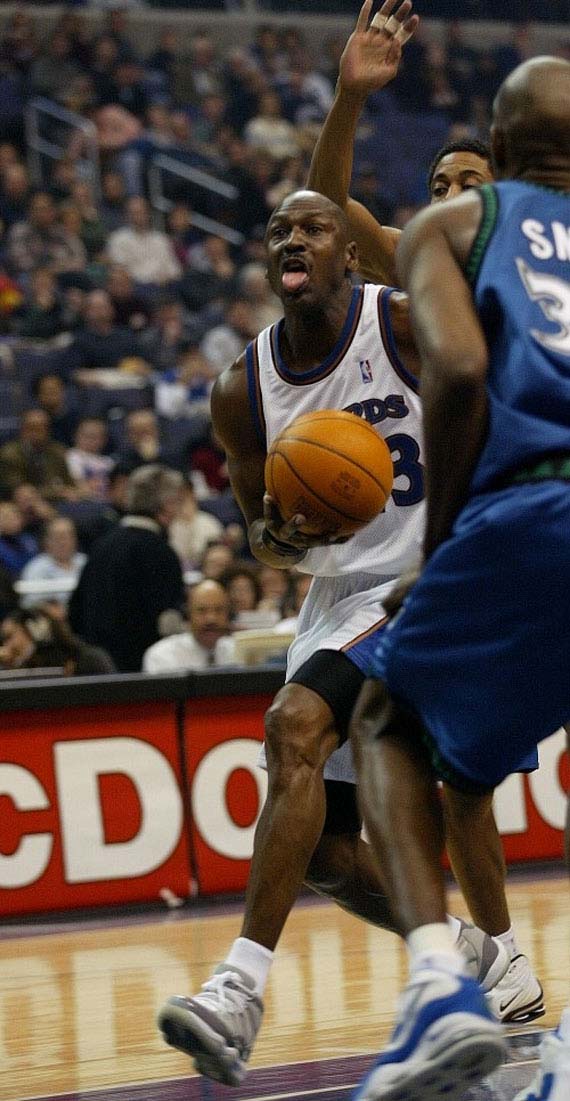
[{"xmin": 261, "ymin": 527, "xmax": 306, "ymax": 559}]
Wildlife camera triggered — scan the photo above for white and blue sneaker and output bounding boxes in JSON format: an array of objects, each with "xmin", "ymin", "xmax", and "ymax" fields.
[
  {"xmin": 514, "ymin": 1013, "xmax": 570, "ymax": 1101},
  {"xmin": 353, "ymin": 969, "xmax": 507, "ymax": 1101}
]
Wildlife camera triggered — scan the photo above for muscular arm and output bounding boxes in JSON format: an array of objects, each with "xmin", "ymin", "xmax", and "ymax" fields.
[
  {"xmin": 308, "ymin": 89, "xmax": 401, "ymax": 285},
  {"xmin": 307, "ymin": 0, "xmax": 417, "ymax": 286},
  {"xmin": 397, "ymin": 192, "xmax": 488, "ymax": 557}
]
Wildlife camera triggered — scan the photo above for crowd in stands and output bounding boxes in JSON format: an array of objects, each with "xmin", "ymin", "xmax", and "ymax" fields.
[{"xmin": 0, "ymin": 5, "xmax": 562, "ymax": 677}]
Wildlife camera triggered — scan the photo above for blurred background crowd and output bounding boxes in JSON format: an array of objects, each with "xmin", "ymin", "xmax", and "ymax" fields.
[{"xmin": 0, "ymin": 0, "xmax": 567, "ymax": 677}]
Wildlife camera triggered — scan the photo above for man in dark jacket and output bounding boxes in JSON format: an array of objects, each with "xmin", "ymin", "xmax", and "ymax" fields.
[{"xmin": 69, "ymin": 464, "xmax": 185, "ymax": 671}]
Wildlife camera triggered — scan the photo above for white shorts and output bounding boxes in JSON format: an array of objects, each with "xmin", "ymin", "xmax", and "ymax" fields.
[{"xmin": 258, "ymin": 572, "xmax": 396, "ymax": 783}]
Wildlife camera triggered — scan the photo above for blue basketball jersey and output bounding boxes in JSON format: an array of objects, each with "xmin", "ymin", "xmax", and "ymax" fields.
[{"xmin": 468, "ymin": 180, "xmax": 570, "ymax": 493}]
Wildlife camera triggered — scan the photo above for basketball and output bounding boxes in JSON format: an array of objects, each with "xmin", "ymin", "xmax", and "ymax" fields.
[{"xmin": 265, "ymin": 410, "xmax": 394, "ymax": 538}]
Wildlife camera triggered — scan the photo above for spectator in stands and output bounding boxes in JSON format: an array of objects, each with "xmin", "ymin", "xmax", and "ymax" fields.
[
  {"xmin": 0, "ymin": 607, "xmax": 115, "ymax": 676},
  {"xmin": 99, "ymin": 170, "xmax": 127, "ymax": 233},
  {"xmin": 141, "ymin": 297, "xmax": 200, "ymax": 374},
  {"xmin": 49, "ymin": 156, "xmax": 78, "ymax": 203},
  {"xmin": 15, "ymin": 267, "xmax": 67, "ymax": 340},
  {"xmin": 142, "ymin": 579, "xmax": 236, "ymax": 673},
  {"xmin": 0, "ymin": 162, "xmax": 30, "ymax": 230},
  {"xmin": 107, "ymin": 196, "xmax": 182, "ymax": 287},
  {"xmin": 0, "ymin": 409, "xmax": 77, "ymax": 500},
  {"xmin": 154, "ymin": 342, "xmax": 214, "ymax": 420},
  {"xmin": 7, "ymin": 191, "xmax": 87, "ymax": 278},
  {"xmin": 117, "ymin": 408, "xmax": 207, "ymax": 472},
  {"xmin": 19, "ymin": 515, "xmax": 87, "ymax": 609},
  {"xmin": 29, "ymin": 30, "xmax": 82, "ymax": 102},
  {"xmin": 188, "ymin": 32, "xmax": 223, "ymax": 102},
  {"xmin": 200, "ymin": 540, "xmax": 235, "ymax": 582},
  {"xmin": 258, "ymin": 564, "xmax": 290, "ymax": 614},
  {"xmin": 181, "ymin": 235, "xmax": 238, "ymax": 313},
  {"xmin": 224, "ymin": 137, "xmax": 271, "ymax": 234},
  {"xmin": 221, "ymin": 564, "xmax": 262, "ymax": 622},
  {"xmin": 12, "ymin": 483, "xmax": 56, "ymax": 543},
  {"xmin": 244, "ymin": 90, "xmax": 300, "ymax": 161},
  {"xmin": 66, "ymin": 417, "xmax": 114, "ymax": 500},
  {"xmin": 200, "ymin": 296, "xmax": 257, "ymax": 376},
  {"xmin": 103, "ymin": 3, "xmax": 137, "ymax": 65},
  {"xmin": 147, "ymin": 28, "xmax": 178, "ymax": 94},
  {"xmin": 191, "ymin": 425, "xmax": 230, "ymax": 495},
  {"xmin": 0, "ymin": 501, "xmax": 38, "ymax": 578},
  {"xmin": 32, "ymin": 373, "xmax": 79, "ymax": 448},
  {"xmin": 166, "ymin": 204, "xmax": 202, "ymax": 268},
  {"xmin": 106, "ymin": 264, "xmax": 152, "ymax": 330},
  {"xmin": 69, "ymin": 464, "xmax": 185, "ymax": 672},
  {"xmin": 169, "ymin": 480, "xmax": 224, "ymax": 570},
  {"xmin": 1, "ymin": 11, "xmax": 37, "ymax": 78},
  {"xmin": 70, "ymin": 181, "xmax": 108, "ymax": 260},
  {"xmin": 63, "ymin": 289, "xmax": 145, "ymax": 375},
  {"xmin": 110, "ymin": 60, "xmax": 149, "ymax": 120}
]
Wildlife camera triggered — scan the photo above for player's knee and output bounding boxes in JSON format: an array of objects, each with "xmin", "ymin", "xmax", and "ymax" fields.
[{"xmin": 264, "ymin": 686, "xmax": 335, "ymax": 775}]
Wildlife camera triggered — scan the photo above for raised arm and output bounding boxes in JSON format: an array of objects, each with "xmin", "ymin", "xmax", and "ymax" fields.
[
  {"xmin": 397, "ymin": 192, "xmax": 488, "ymax": 558},
  {"xmin": 307, "ymin": 0, "xmax": 418, "ymax": 285}
]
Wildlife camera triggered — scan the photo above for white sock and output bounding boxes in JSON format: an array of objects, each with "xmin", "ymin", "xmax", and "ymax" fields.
[
  {"xmin": 557, "ymin": 1005, "xmax": 570, "ymax": 1041},
  {"xmin": 447, "ymin": 914, "xmax": 462, "ymax": 942},
  {"xmin": 226, "ymin": 937, "xmax": 274, "ymax": 996},
  {"xmin": 495, "ymin": 925, "xmax": 519, "ymax": 960},
  {"xmin": 407, "ymin": 923, "xmax": 466, "ymax": 978}
]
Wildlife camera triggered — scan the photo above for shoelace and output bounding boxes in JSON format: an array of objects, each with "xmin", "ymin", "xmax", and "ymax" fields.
[{"xmin": 198, "ymin": 971, "xmax": 251, "ymax": 1016}]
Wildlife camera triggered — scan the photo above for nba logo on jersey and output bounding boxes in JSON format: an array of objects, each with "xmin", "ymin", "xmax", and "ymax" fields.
[{"xmin": 359, "ymin": 359, "xmax": 373, "ymax": 383}]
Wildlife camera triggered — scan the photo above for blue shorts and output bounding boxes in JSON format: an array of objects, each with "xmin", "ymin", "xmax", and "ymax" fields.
[{"xmin": 370, "ymin": 483, "xmax": 568, "ymax": 790}]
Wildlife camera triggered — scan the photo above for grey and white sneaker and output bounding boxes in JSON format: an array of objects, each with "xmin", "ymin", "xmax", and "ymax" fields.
[
  {"xmin": 485, "ymin": 953, "xmax": 545, "ymax": 1024},
  {"xmin": 158, "ymin": 964, "xmax": 263, "ymax": 1085},
  {"xmin": 457, "ymin": 920, "xmax": 510, "ymax": 993}
]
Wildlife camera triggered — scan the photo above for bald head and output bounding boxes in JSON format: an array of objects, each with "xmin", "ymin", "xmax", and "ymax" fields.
[
  {"xmin": 492, "ymin": 56, "xmax": 570, "ymax": 177},
  {"xmin": 266, "ymin": 190, "xmax": 351, "ymax": 244},
  {"xmin": 188, "ymin": 579, "xmax": 230, "ymax": 651}
]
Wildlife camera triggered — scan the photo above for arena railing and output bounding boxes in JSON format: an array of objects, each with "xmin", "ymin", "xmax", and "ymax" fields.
[
  {"xmin": 148, "ymin": 153, "xmax": 245, "ymax": 247},
  {"xmin": 25, "ymin": 97, "xmax": 101, "ymax": 201}
]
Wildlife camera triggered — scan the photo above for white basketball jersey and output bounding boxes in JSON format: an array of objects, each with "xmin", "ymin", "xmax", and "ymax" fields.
[{"xmin": 245, "ymin": 284, "xmax": 425, "ymax": 578}]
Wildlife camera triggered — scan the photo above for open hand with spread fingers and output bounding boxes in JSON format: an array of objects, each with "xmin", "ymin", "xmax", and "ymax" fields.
[{"xmin": 339, "ymin": 0, "xmax": 419, "ymax": 99}]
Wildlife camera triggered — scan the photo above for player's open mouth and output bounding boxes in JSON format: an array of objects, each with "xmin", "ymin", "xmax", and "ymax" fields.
[{"xmin": 281, "ymin": 260, "xmax": 310, "ymax": 293}]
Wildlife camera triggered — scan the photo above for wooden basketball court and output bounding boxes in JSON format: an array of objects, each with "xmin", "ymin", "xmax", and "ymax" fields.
[{"xmin": 1, "ymin": 870, "xmax": 567, "ymax": 1101}]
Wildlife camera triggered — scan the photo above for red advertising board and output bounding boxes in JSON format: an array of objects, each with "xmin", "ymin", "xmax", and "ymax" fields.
[
  {"xmin": 183, "ymin": 694, "xmax": 272, "ymax": 894},
  {"xmin": 0, "ymin": 690, "xmax": 567, "ymax": 915},
  {"xmin": 0, "ymin": 703, "xmax": 190, "ymax": 915},
  {"xmin": 184, "ymin": 702, "xmax": 568, "ymax": 895}
]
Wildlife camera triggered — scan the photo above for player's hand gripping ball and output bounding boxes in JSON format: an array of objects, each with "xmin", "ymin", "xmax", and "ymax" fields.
[{"xmin": 265, "ymin": 409, "xmax": 394, "ymax": 538}]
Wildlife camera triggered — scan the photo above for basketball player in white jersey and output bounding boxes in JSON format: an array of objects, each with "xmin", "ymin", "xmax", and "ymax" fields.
[{"xmin": 157, "ymin": 190, "xmax": 520, "ymax": 1086}]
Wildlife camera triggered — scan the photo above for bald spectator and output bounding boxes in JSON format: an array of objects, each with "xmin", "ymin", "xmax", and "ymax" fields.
[
  {"xmin": 107, "ymin": 197, "xmax": 182, "ymax": 286},
  {"xmin": 143, "ymin": 580, "xmax": 236, "ymax": 672},
  {"xmin": 7, "ymin": 191, "xmax": 86, "ymax": 276},
  {"xmin": 69, "ymin": 465, "xmax": 185, "ymax": 671},
  {"xmin": 0, "ymin": 409, "xmax": 77, "ymax": 500},
  {"xmin": 19, "ymin": 516, "xmax": 87, "ymax": 609}
]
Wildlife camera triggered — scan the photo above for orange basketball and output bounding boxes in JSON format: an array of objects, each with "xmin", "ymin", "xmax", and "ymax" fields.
[{"xmin": 265, "ymin": 410, "xmax": 394, "ymax": 538}]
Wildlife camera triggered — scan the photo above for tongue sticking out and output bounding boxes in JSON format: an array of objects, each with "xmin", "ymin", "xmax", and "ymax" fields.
[{"xmin": 282, "ymin": 270, "xmax": 308, "ymax": 292}]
